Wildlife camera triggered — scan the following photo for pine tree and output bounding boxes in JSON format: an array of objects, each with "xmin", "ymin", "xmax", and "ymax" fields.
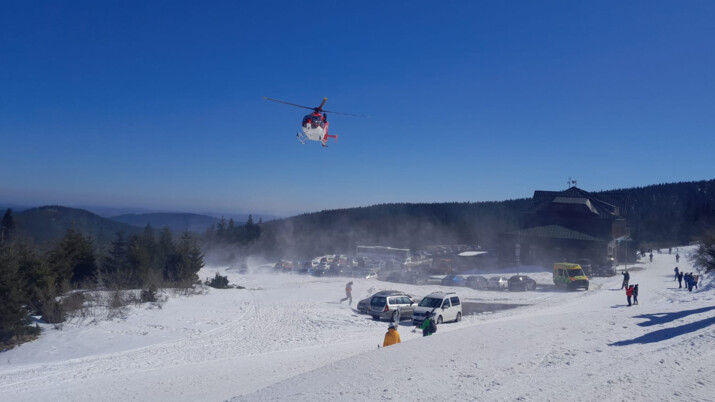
[
  {"xmin": 157, "ymin": 228, "xmax": 175, "ymax": 281},
  {"xmin": 0, "ymin": 243, "xmax": 31, "ymax": 344},
  {"xmin": 216, "ymin": 217, "xmax": 227, "ymax": 240},
  {"xmin": 174, "ymin": 232, "xmax": 204, "ymax": 283},
  {"xmin": 11, "ymin": 240, "xmax": 64, "ymax": 325},
  {"xmin": 245, "ymin": 214, "xmax": 261, "ymax": 242},
  {"xmin": 1, "ymin": 208, "xmax": 15, "ymax": 244},
  {"xmin": 102, "ymin": 232, "xmax": 132, "ymax": 287},
  {"xmin": 694, "ymin": 230, "xmax": 715, "ymax": 272},
  {"xmin": 47, "ymin": 229, "xmax": 98, "ymax": 287}
]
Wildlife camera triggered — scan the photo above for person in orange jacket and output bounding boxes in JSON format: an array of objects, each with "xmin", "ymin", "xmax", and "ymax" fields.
[
  {"xmin": 626, "ymin": 285, "xmax": 635, "ymax": 306},
  {"xmin": 383, "ymin": 322, "xmax": 401, "ymax": 347}
]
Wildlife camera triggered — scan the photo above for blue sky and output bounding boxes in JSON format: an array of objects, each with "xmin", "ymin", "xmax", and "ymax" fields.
[{"xmin": 1, "ymin": 1, "xmax": 714, "ymax": 217}]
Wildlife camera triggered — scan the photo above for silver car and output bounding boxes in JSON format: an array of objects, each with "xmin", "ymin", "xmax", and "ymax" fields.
[
  {"xmin": 369, "ymin": 292, "xmax": 416, "ymax": 322},
  {"xmin": 357, "ymin": 290, "xmax": 401, "ymax": 314},
  {"xmin": 487, "ymin": 276, "xmax": 509, "ymax": 290}
]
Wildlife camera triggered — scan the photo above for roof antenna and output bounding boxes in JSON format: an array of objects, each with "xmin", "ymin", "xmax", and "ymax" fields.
[{"xmin": 567, "ymin": 177, "xmax": 577, "ymax": 188}]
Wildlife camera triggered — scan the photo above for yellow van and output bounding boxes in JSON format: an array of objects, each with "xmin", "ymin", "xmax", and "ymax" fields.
[{"xmin": 553, "ymin": 262, "xmax": 589, "ymax": 290}]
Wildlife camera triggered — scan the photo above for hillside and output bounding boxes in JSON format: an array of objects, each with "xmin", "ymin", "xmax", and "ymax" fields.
[
  {"xmin": 14, "ymin": 206, "xmax": 141, "ymax": 247},
  {"xmin": 254, "ymin": 199, "xmax": 531, "ymax": 259},
  {"xmin": 252, "ymin": 179, "xmax": 715, "ymax": 259},
  {"xmin": 110, "ymin": 212, "xmax": 219, "ymax": 233}
]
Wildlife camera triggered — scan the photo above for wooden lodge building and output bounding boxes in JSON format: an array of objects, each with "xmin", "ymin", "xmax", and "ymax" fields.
[{"xmin": 498, "ymin": 186, "xmax": 629, "ymax": 267}]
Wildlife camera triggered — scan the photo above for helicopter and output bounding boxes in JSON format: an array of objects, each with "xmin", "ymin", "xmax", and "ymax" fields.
[{"xmin": 263, "ymin": 97, "xmax": 366, "ymax": 147}]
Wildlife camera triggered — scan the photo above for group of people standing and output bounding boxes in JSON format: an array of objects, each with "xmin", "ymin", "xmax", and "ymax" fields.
[
  {"xmin": 625, "ymin": 283, "xmax": 639, "ymax": 306},
  {"xmin": 621, "ymin": 270, "xmax": 639, "ymax": 306},
  {"xmin": 383, "ymin": 310, "xmax": 438, "ymax": 347},
  {"xmin": 674, "ymin": 267, "xmax": 699, "ymax": 291}
]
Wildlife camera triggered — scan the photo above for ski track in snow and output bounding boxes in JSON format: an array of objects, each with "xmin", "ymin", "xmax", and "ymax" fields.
[{"xmin": 1, "ymin": 247, "xmax": 714, "ymax": 401}]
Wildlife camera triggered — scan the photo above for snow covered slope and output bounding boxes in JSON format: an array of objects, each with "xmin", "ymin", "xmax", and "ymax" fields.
[{"xmin": 1, "ymin": 247, "xmax": 713, "ymax": 401}]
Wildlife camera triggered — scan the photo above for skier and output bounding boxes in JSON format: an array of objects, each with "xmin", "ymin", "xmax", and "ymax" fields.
[
  {"xmin": 649, "ymin": 253, "xmax": 653, "ymax": 263},
  {"xmin": 340, "ymin": 281, "xmax": 353, "ymax": 305},
  {"xmin": 676, "ymin": 253, "xmax": 680, "ymax": 263},
  {"xmin": 677, "ymin": 271, "xmax": 684, "ymax": 288},
  {"xmin": 674, "ymin": 266, "xmax": 679, "ymax": 281},
  {"xmin": 633, "ymin": 284, "xmax": 639, "ymax": 305},
  {"xmin": 383, "ymin": 322, "xmax": 401, "ymax": 347}
]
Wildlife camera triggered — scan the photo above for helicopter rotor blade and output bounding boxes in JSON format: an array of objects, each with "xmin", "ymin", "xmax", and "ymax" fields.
[
  {"xmin": 264, "ymin": 96, "xmax": 369, "ymax": 117},
  {"xmin": 263, "ymin": 97, "xmax": 315, "ymax": 111},
  {"xmin": 321, "ymin": 109, "xmax": 370, "ymax": 118}
]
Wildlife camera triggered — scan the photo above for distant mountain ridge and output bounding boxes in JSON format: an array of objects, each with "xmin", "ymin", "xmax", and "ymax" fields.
[
  {"xmin": 6, "ymin": 179, "xmax": 714, "ymax": 252},
  {"xmin": 111, "ymin": 213, "xmax": 220, "ymax": 233},
  {"xmin": 13, "ymin": 206, "xmax": 141, "ymax": 246}
]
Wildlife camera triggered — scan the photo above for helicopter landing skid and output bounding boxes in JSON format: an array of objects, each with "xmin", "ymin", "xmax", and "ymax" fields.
[{"xmin": 296, "ymin": 132, "xmax": 307, "ymax": 144}]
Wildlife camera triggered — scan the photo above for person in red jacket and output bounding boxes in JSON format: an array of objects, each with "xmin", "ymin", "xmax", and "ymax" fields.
[{"xmin": 626, "ymin": 285, "xmax": 635, "ymax": 306}]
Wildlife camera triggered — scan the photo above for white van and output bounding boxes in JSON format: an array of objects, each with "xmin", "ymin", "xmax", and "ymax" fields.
[{"xmin": 411, "ymin": 291, "xmax": 462, "ymax": 325}]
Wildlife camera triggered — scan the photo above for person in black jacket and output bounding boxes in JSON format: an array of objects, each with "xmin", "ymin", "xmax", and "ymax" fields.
[
  {"xmin": 633, "ymin": 284, "xmax": 639, "ymax": 305},
  {"xmin": 621, "ymin": 270, "xmax": 630, "ymax": 289}
]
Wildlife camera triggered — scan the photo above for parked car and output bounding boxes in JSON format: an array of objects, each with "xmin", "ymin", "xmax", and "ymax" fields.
[
  {"xmin": 308, "ymin": 267, "xmax": 326, "ymax": 277},
  {"xmin": 508, "ymin": 274, "xmax": 537, "ymax": 291},
  {"xmin": 369, "ymin": 292, "xmax": 416, "ymax": 321},
  {"xmin": 487, "ymin": 276, "xmax": 508, "ymax": 290},
  {"xmin": 441, "ymin": 275, "xmax": 467, "ymax": 287},
  {"xmin": 384, "ymin": 271, "xmax": 404, "ymax": 283},
  {"xmin": 324, "ymin": 263, "xmax": 345, "ymax": 276},
  {"xmin": 592, "ymin": 262, "xmax": 617, "ymax": 277},
  {"xmin": 412, "ymin": 292, "xmax": 462, "ymax": 325},
  {"xmin": 465, "ymin": 275, "xmax": 489, "ymax": 290},
  {"xmin": 399, "ymin": 271, "xmax": 430, "ymax": 285},
  {"xmin": 357, "ymin": 290, "xmax": 404, "ymax": 315},
  {"xmin": 274, "ymin": 260, "xmax": 295, "ymax": 272},
  {"xmin": 573, "ymin": 259, "xmax": 594, "ymax": 276}
]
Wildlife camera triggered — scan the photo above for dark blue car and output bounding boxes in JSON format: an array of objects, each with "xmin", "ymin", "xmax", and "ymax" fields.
[{"xmin": 441, "ymin": 275, "xmax": 467, "ymax": 287}]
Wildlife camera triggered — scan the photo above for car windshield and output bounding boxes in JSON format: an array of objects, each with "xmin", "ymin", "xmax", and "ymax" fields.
[
  {"xmin": 418, "ymin": 297, "xmax": 442, "ymax": 308},
  {"xmin": 567, "ymin": 269, "xmax": 585, "ymax": 277}
]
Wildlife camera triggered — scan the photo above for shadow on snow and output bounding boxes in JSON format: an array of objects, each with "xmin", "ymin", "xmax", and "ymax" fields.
[{"xmin": 609, "ymin": 306, "xmax": 715, "ymax": 346}]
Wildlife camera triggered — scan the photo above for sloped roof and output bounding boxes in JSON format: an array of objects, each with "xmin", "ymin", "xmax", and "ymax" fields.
[
  {"xmin": 532, "ymin": 187, "xmax": 619, "ymax": 218},
  {"xmin": 506, "ymin": 225, "xmax": 605, "ymax": 242}
]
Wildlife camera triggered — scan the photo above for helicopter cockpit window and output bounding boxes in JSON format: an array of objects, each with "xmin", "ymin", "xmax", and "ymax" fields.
[{"xmin": 310, "ymin": 115, "xmax": 324, "ymax": 128}]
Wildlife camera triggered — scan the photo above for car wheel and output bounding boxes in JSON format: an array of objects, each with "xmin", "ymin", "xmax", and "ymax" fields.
[
  {"xmin": 371, "ymin": 315, "xmax": 379, "ymax": 321},
  {"xmin": 456, "ymin": 312, "xmax": 461, "ymax": 322},
  {"xmin": 437, "ymin": 316, "xmax": 443, "ymax": 324}
]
